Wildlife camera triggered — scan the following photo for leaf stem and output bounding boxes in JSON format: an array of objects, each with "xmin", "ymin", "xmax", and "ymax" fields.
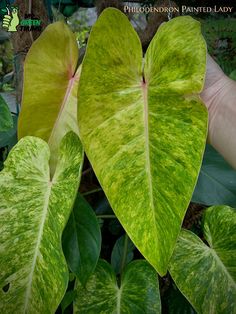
[
  {"xmin": 120, "ymin": 234, "xmax": 129, "ymax": 274},
  {"xmin": 82, "ymin": 188, "xmax": 102, "ymax": 196},
  {"xmin": 96, "ymin": 214, "xmax": 116, "ymax": 219},
  {"xmin": 82, "ymin": 168, "xmax": 92, "ymax": 176}
]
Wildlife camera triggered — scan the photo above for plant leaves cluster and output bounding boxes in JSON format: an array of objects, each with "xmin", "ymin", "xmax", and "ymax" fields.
[{"xmin": 0, "ymin": 7, "xmax": 235, "ymax": 314}]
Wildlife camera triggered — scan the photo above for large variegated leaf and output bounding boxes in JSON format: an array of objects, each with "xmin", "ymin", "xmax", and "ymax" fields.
[
  {"xmin": 169, "ymin": 205, "xmax": 236, "ymax": 314},
  {"xmin": 0, "ymin": 131, "xmax": 83, "ymax": 313},
  {"xmin": 77, "ymin": 8, "xmax": 207, "ymax": 275},
  {"xmin": 74, "ymin": 259, "xmax": 161, "ymax": 313},
  {"xmin": 0, "ymin": 94, "xmax": 13, "ymax": 132},
  {"xmin": 18, "ymin": 21, "xmax": 80, "ymax": 173}
]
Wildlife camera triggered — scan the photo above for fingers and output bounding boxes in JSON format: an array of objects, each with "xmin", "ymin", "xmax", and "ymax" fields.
[{"xmin": 2, "ymin": 15, "xmax": 12, "ymax": 29}]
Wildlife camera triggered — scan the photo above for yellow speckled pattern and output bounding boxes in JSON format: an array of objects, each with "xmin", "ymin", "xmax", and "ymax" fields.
[
  {"xmin": 74, "ymin": 259, "xmax": 161, "ymax": 313},
  {"xmin": 78, "ymin": 8, "xmax": 207, "ymax": 275},
  {"xmin": 0, "ymin": 132, "xmax": 83, "ymax": 313},
  {"xmin": 169, "ymin": 205, "xmax": 236, "ymax": 313}
]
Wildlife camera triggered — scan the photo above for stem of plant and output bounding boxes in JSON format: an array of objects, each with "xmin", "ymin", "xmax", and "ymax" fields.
[
  {"xmin": 82, "ymin": 188, "xmax": 102, "ymax": 196},
  {"xmin": 96, "ymin": 215, "xmax": 116, "ymax": 219},
  {"xmin": 120, "ymin": 233, "xmax": 129, "ymax": 275},
  {"xmin": 82, "ymin": 168, "xmax": 92, "ymax": 176}
]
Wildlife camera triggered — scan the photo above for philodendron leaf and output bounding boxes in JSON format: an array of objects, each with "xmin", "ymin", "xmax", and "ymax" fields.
[
  {"xmin": 0, "ymin": 115, "xmax": 17, "ymax": 149},
  {"xmin": 169, "ymin": 205, "xmax": 236, "ymax": 314},
  {"xmin": 74, "ymin": 259, "xmax": 161, "ymax": 313},
  {"xmin": 61, "ymin": 290, "xmax": 77, "ymax": 314},
  {"xmin": 111, "ymin": 235, "xmax": 135, "ymax": 274},
  {"xmin": 0, "ymin": 131, "xmax": 83, "ymax": 313},
  {"xmin": 78, "ymin": 8, "xmax": 207, "ymax": 275},
  {"xmin": 62, "ymin": 194, "xmax": 101, "ymax": 286},
  {"xmin": 192, "ymin": 144, "xmax": 236, "ymax": 207},
  {"xmin": 18, "ymin": 21, "xmax": 80, "ymax": 174},
  {"xmin": 0, "ymin": 94, "xmax": 13, "ymax": 132},
  {"xmin": 165, "ymin": 285, "xmax": 196, "ymax": 314}
]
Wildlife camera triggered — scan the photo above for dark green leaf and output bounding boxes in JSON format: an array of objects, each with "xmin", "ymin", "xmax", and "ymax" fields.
[
  {"xmin": 0, "ymin": 92, "xmax": 17, "ymax": 114},
  {"xmin": 111, "ymin": 235, "xmax": 135, "ymax": 274},
  {"xmin": 108, "ymin": 219, "xmax": 123, "ymax": 235},
  {"xmin": 63, "ymin": 194, "xmax": 101, "ymax": 286},
  {"xmin": 0, "ymin": 94, "xmax": 13, "ymax": 132},
  {"xmin": 95, "ymin": 196, "xmax": 113, "ymax": 215},
  {"xmin": 61, "ymin": 290, "xmax": 77, "ymax": 314},
  {"xmin": 0, "ymin": 115, "xmax": 17, "ymax": 149},
  {"xmin": 192, "ymin": 144, "xmax": 236, "ymax": 207},
  {"xmin": 165, "ymin": 285, "xmax": 196, "ymax": 314}
]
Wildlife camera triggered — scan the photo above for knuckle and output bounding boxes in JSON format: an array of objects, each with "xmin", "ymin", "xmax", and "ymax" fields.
[{"xmin": 3, "ymin": 15, "xmax": 11, "ymax": 21}]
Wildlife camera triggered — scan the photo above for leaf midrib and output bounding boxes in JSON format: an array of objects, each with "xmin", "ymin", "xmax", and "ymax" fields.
[
  {"xmin": 142, "ymin": 80, "xmax": 156, "ymax": 232},
  {"xmin": 116, "ymin": 285, "xmax": 122, "ymax": 314},
  {"xmin": 23, "ymin": 180, "xmax": 53, "ymax": 312},
  {"xmin": 48, "ymin": 75, "xmax": 77, "ymax": 147}
]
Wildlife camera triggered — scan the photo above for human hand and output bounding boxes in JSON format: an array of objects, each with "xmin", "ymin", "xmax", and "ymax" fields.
[
  {"xmin": 201, "ymin": 54, "xmax": 231, "ymax": 111},
  {"xmin": 2, "ymin": 7, "xmax": 19, "ymax": 32},
  {"xmin": 200, "ymin": 54, "xmax": 236, "ymax": 169}
]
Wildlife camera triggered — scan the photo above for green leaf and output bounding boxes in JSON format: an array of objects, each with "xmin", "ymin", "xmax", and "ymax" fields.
[
  {"xmin": 74, "ymin": 259, "xmax": 161, "ymax": 313},
  {"xmin": 229, "ymin": 70, "xmax": 236, "ymax": 81},
  {"xmin": 0, "ymin": 94, "xmax": 13, "ymax": 132},
  {"xmin": 165, "ymin": 285, "xmax": 196, "ymax": 314},
  {"xmin": 192, "ymin": 144, "xmax": 236, "ymax": 207},
  {"xmin": 0, "ymin": 92, "xmax": 18, "ymax": 115},
  {"xmin": 61, "ymin": 290, "xmax": 77, "ymax": 314},
  {"xmin": 169, "ymin": 205, "xmax": 236, "ymax": 314},
  {"xmin": 0, "ymin": 115, "xmax": 17, "ymax": 149},
  {"xmin": 62, "ymin": 194, "xmax": 101, "ymax": 286},
  {"xmin": 18, "ymin": 21, "xmax": 80, "ymax": 174},
  {"xmin": 77, "ymin": 8, "xmax": 207, "ymax": 275},
  {"xmin": 111, "ymin": 235, "xmax": 135, "ymax": 274},
  {"xmin": 0, "ymin": 131, "xmax": 83, "ymax": 313},
  {"xmin": 108, "ymin": 218, "xmax": 123, "ymax": 235}
]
